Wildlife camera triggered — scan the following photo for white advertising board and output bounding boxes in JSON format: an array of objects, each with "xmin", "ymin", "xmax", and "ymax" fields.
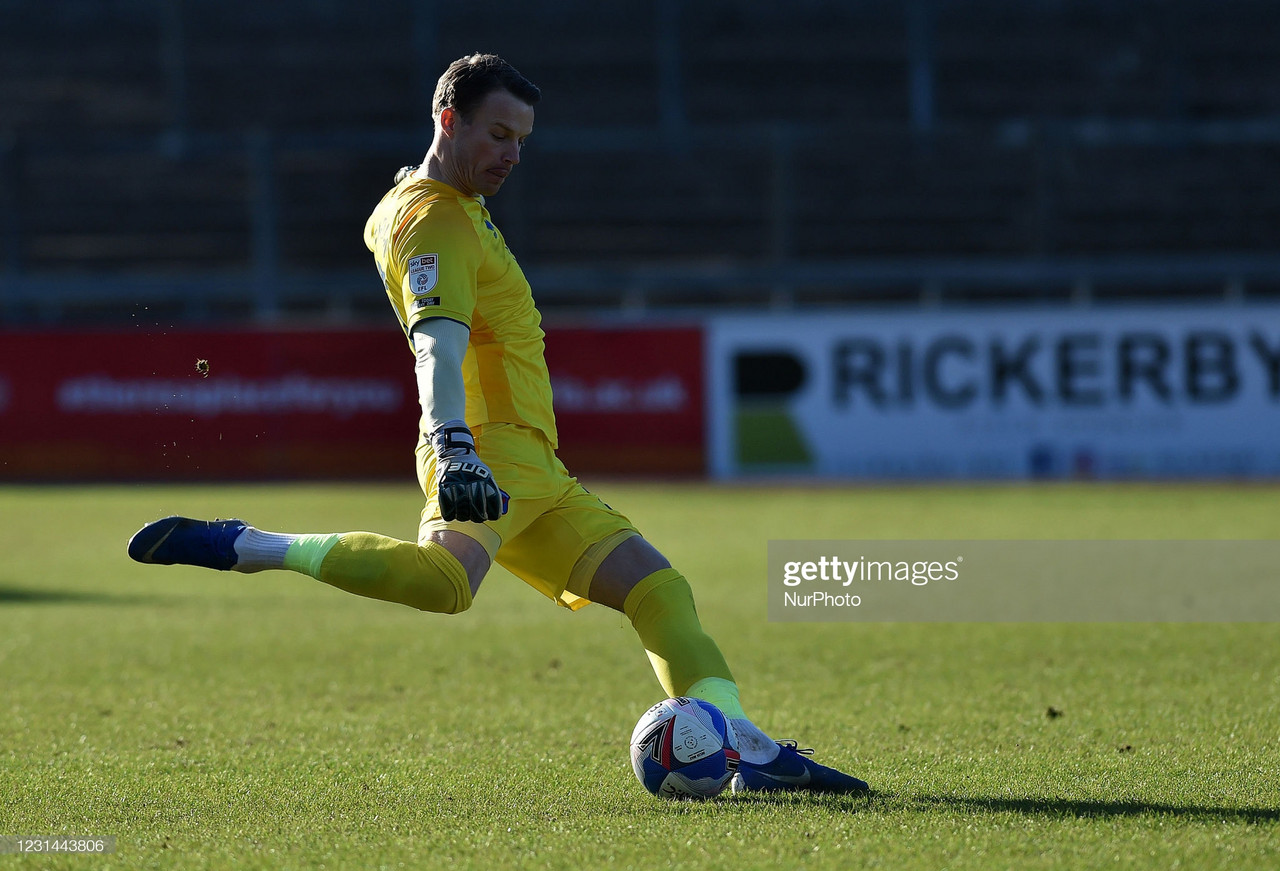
[{"xmin": 708, "ymin": 306, "xmax": 1280, "ymax": 479}]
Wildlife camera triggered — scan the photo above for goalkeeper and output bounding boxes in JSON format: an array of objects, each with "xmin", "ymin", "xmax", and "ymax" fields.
[{"xmin": 128, "ymin": 53, "xmax": 867, "ymax": 795}]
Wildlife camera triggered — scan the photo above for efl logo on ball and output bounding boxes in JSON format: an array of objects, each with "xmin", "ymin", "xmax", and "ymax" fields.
[{"xmin": 629, "ymin": 697, "xmax": 740, "ymax": 799}]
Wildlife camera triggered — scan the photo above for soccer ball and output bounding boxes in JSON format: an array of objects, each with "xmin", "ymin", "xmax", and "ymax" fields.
[{"xmin": 629, "ymin": 697, "xmax": 740, "ymax": 799}]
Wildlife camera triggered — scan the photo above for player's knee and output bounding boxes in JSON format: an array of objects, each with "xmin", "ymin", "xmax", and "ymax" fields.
[
  {"xmin": 587, "ymin": 535, "xmax": 673, "ymax": 612},
  {"xmin": 441, "ymin": 583, "xmax": 474, "ymax": 614},
  {"xmin": 406, "ymin": 539, "xmax": 481, "ymax": 615},
  {"xmin": 425, "ymin": 598, "xmax": 471, "ymax": 615},
  {"xmin": 402, "ymin": 581, "xmax": 473, "ymax": 615}
]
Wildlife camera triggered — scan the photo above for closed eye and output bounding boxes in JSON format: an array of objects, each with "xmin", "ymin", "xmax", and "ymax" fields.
[{"xmin": 492, "ymin": 130, "xmax": 529, "ymax": 149}]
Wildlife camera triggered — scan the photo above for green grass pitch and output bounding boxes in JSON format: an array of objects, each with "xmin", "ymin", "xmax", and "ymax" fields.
[{"xmin": 1, "ymin": 482, "xmax": 1278, "ymax": 870}]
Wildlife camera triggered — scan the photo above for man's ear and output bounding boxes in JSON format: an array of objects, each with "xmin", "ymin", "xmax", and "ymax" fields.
[{"xmin": 439, "ymin": 106, "xmax": 458, "ymax": 138}]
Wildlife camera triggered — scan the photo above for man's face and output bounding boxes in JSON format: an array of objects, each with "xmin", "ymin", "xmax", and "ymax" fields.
[{"xmin": 440, "ymin": 88, "xmax": 534, "ymax": 197}]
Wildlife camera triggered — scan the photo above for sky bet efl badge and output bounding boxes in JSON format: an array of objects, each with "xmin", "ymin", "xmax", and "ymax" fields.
[{"xmin": 408, "ymin": 253, "xmax": 438, "ymax": 295}]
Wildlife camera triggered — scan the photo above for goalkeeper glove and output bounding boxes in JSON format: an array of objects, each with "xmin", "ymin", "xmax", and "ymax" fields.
[{"xmin": 429, "ymin": 420, "xmax": 507, "ymax": 523}]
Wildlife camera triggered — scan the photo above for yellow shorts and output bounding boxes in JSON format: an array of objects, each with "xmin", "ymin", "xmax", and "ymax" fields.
[{"xmin": 415, "ymin": 423, "xmax": 638, "ymax": 610}]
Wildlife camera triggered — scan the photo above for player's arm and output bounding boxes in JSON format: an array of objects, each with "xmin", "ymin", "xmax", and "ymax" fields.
[
  {"xmin": 395, "ymin": 200, "xmax": 500, "ymax": 522},
  {"xmin": 412, "ymin": 318, "xmax": 504, "ymax": 523},
  {"xmin": 411, "ymin": 316, "xmax": 468, "ymax": 433}
]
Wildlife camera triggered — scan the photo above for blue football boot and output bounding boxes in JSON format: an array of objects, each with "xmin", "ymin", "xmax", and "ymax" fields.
[
  {"xmin": 127, "ymin": 516, "xmax": 246, "ymax": 571},
  {"xmin": 731, "ymin": 741, "xmax": 869, "ymax": 795}
]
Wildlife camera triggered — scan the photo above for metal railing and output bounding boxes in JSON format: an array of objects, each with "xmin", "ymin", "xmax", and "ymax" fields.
[
  {"xmin": 4, "ymin": 252, "xmax": 1280, "ymax": 326},
  {"xmin": 5, "ymin": 0, "xmax": 1280, "ymax": 323}
]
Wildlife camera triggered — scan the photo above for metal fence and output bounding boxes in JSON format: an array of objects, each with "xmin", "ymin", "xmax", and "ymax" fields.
[{"xmin": 3, "ymin": 0, "xmax": 1280, "ymax": 322}]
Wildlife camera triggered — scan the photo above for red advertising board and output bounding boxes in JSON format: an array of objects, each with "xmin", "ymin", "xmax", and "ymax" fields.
[
  {"xmin": 0, "ymin": 325, "xmax": 705, "ymax": 480},
  {"xmin": 0, "ymin": 329, "xmax": 421, "ymax": 480},
  {"xmin": 544, "ymin": 325, "xmax": 705, "ymax": 475}
]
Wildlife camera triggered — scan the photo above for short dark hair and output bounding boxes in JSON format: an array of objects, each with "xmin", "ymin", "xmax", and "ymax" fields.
[{"xmin": 432, "ymin": 53, "xmax": 540, "ymax": 121}]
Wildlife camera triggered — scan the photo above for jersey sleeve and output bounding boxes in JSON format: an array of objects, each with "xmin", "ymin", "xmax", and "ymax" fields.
[{"xmin": 393, "ymin": 200, "xmax": 483, "ymax": 330}]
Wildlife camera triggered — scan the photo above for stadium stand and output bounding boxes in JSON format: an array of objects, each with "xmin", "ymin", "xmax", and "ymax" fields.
[{"xmin": 0, "ymin": 0, "xmax": 1278, "ymax": 320}]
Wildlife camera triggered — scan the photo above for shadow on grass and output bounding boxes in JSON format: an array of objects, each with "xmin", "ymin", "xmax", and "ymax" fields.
[
  {"xmin": 0, "ymin": 584, "xmax": 159, "ymax": 606},
  {"xmin": 723, "ymin": 792, "xmax": 1279, "ymax": 824},
  {"xmin": 915, "ymin": 795, "xmax": 1280, "ymax": 824}
]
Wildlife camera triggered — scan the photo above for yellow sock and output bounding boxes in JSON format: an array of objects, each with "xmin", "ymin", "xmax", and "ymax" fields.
[
  {"xmin": 623, "ymin": 568, "xmax": 737, "ymax": 703},
  {"xmin": 685, "ymin": 676, "xmax": 748, "ymax": 721},
  {"xmin": 285, "ymin": 532, "xmax": 472, "ymax": 614}
]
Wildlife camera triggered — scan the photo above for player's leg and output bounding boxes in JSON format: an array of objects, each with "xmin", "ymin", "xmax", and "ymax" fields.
[
  {"xmin": 284, "ymin": 527, "xmax": 488, "ymax": 611},
  {"xmin": 587, "ymin": 535, "xmax": 868, "ymax": 794},
  {"xmin": 474, "ymin": 425, "xmax": 867, "ymax": 793},
  {"xmin": 496, "ymin": 476, "xmax": 752, "ymax": 743},
  {"xmin": 586, "ymin": 535, "xmax": 742, "ymax": 719},
  {"xmin": 128, "ymin": 436, "xmax": 498, "ymax": 614},
  {"xmin": 128, "ymin": 517, "xmax": 483, "ymax": 614},
  {"xmin": 587, "ymin": 536, "xmax": 762, "ymax": 751}
]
